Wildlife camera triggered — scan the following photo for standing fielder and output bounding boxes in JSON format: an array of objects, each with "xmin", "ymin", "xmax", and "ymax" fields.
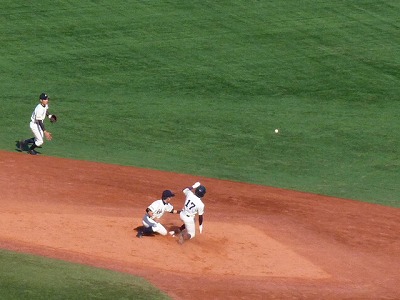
[
  {"xmin": 177, "ymin": 181, "xmax": 206, "ymax": 244},
  {"xmin": 19, "ymin": 93, "xmax": 56, "ymax": 155},
  {"xmin": 137, "ymin": 190, "xmax": 181, "ymax": 238}
]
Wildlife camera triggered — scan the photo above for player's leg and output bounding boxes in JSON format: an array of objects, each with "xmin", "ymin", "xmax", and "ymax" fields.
[
  {"xmin": 152, "ymin": 223, "xmax": 168, "ymax": 236},
  {"xmin": 24, "ymin": 138, "xmax": 35, "ymax": 144},
  {"xmin": 178, "ymin": 213, "xmax": 195, "ymax": 243},
  {"xmin": 137, "ymin": 216, "xmax": 156, "ymax": 238},
  {"xmin": 20, "ymin": 123, "xmax": 37, "ymax": 152},
  {"xmin": 185, "ymin": 218, "xmax": 196, "ymax": 239},
  {"xmin": 28, "ymin": 123, "xmax": 44, "ymax": 155}
]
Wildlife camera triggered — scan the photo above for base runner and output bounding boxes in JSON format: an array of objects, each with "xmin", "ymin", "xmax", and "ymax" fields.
[{"xmin": 177, "ymin": 182, "xmax": 206, "ymax": 244}]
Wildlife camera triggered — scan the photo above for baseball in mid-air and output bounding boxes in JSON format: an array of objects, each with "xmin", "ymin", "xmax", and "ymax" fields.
[{"xmin": 275, "ymin": 129, "xmax": 279, "ymax": 133}]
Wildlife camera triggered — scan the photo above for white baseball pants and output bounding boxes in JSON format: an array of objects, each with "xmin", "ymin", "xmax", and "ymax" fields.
[
  {"xmin": 30, "ymin": 121, "xmax": 44, "ymax": 146},
  {"xmin": 180, "ymin": 211, "xmax": 196, "ymax": 239},
  {"xmin": 142, "ymin": 215, "xmax": 168, "ymax": 236}
]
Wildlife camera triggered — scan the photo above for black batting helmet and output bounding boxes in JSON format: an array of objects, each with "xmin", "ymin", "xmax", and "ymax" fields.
[{"xmin": 194, "ymin": 185, "xmax": 206, "ymax": 198}]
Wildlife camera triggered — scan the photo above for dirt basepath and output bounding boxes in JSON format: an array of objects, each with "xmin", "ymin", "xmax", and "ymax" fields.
[{"xmin": 1, "ymin": 151, "xmax": 399, "ymax": 299}]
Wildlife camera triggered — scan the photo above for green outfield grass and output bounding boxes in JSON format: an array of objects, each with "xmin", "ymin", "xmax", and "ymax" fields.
[
  {"xmin": 3, "ymin": 0, "xmax": 399, "ymax": 207},
  {"xmin": 0, "ymin": 249, "xmax": 170, "ymax": 300},
  {"xmin": 0, "ymin": 1, "xmax": 399, "ymax": 297}
]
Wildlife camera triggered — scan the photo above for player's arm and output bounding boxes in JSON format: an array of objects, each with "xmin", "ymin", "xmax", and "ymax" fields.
[
  {"xmin": 169, "ymin": 207, "xmax": 181, "ymax": 214},
  {"xmin": 46, "ymin": 111, "xmax": 55, "ymax": 121},
  {"xmin": 37, "ymin": 119, "xmax": 52, "ymax": 140},
  {"xmin": 182, "ymin": 187, "xmax": 192, "ymax": 195},
  {"xmin": 37, "ymin": 119, "xmax": 46, "ymax": 132},
  {"xmin": 182, "ymin": 181, "xmax": 201, "ymax": 195},
  {"xmin": 198, "ymin": 214, "xmax": 204, "ymax": 233},
  {"xmin": 146, "ymin": 207, "xmax": 154, "ymax": 218}
]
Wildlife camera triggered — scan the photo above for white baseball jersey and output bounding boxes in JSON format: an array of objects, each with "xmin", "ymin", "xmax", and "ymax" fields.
[
  {"xmin": 147, "ymin": 199, "xmax": 174, "ymax": 219},
  {"xmin": 182, "ymin": 188, "xmax": 205, "ymax": 217},
  {"xmin": 31, "ymin": 103, "xmax": 48, "ymax": 123}
]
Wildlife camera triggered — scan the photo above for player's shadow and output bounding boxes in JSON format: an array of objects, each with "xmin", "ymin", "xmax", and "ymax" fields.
[
  {"xmin": 15, "ymin": 140, "xmax": 25, "ymax": 152},
  {"xmin": 133, "ymin": 226, "xmax": 143, "ymax": 233},
  {"xmin": 14, "ymin": 140, "xmax": 41, "ymax": 154}
]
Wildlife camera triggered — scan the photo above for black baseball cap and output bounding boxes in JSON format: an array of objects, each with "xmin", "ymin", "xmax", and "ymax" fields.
[
  {"xmin": 162, "ymin": 190, "xmax": 175, "ymax": 200},
  {"xmin": 39, "ymin": 93, "xmax": 49, "ymax": 100}
]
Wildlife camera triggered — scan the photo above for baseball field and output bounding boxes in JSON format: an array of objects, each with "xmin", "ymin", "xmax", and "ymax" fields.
[{"xmin": 1, "ymin": 1, "xmax": 399, "ymax": 299}]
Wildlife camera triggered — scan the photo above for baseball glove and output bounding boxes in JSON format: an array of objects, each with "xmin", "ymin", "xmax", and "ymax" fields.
[{"xmin": 50, "ymin": 114, "xmax": 57, "ymax": 123}]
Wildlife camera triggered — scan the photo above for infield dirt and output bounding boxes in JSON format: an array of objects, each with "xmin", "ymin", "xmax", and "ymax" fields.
[{"xmin": 1, "ymin": 151, "xmax": 399, "ymax": 299}]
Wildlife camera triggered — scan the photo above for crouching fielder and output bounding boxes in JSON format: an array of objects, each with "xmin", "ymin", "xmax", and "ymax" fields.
[
  {"xmin": 178, "ymin": 182, "xmax": 206, "ymax": 244},
  {"xmin": 136, "ymin": 190, "xmax": 180, "ymax": 238}
]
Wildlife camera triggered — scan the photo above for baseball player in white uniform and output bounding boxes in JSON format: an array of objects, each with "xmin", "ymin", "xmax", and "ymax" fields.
[
  {"xmin": 19, "ymin": 93, "xmax": 53, "ymax": 155},
  {"xmin": 177, "ymin": 182, "xmax": 206, "ymax": 244},
  {"xmin": 136, "ymin": 190, "xmax": 181, "ymax": 238}
]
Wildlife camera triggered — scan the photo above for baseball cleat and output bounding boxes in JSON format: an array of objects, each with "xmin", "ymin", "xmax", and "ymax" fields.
[
  {"xmin": 28, "ymin": 149, "xmax": 38, "ymax": 155},
  {"xmin": 168, "ymin": 230, "xmax": 175, "ymax": 236},
  {"xmin": 136, "ymin": 231, "xmax": 143, "ymax": 238}
]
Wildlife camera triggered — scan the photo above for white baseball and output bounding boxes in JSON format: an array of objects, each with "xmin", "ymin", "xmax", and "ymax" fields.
[{"xmin": 275, "ymin": 129, "xmax": 279, "ymax": 133}]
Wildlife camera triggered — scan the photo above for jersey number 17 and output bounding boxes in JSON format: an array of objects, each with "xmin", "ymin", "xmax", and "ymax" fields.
[{"xmin": 185, "ymin": 199, "xmax": 196, "ymax": 210}]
